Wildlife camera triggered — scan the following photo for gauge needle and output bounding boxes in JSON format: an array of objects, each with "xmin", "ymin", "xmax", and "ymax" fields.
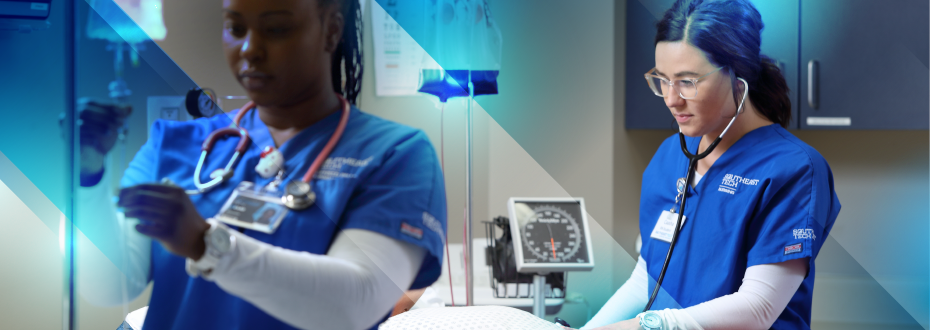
[
  {"xmin": 545, "ymin": 224, "xmax": 556, "ymax": 259},
  {"xmin": 551, "ymin": 238, "xmax": 556, "ymax": 259}
]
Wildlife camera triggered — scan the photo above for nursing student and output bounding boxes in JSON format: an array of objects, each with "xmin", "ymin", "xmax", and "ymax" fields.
[
  {"xmin": 579, "ymin": 0, "xmax": 840, "ymax": 329},
  {"xmin": 75, "ymin": 0, "xmax": 447, "ymax": 329}
]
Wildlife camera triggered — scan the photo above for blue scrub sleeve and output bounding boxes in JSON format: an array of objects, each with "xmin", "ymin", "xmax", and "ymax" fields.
[
  {"xmin": 119, "ymin": 120, "xmax": 163, "ymax": 188},
  {"xmin": 339, "ymin": 131, "xmax": 448, "ymax": 290},
  {"xmin": 744, "ymin": 158, "xmax": 838, "ymax": 269}
]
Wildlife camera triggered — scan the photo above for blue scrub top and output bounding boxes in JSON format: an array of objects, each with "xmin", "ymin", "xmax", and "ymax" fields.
[
  {"xmin": 120, "ymin": 105, "xmax": 447, "ymax": 330},
  {"xmin": 639, "ymin": 124, "xmax": 840, "ymax": 330}
]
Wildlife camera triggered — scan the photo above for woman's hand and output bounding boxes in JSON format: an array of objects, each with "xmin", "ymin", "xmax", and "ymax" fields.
[
  {"xmin": 76, "ymin": 99, "xmax": 132, "ymax": 177},
  {"xmin": 589, "ymin": 317, "xmax": 643, "ymax": 330},
  {"xmin": 118, "ymin": 183, "xmax": 210, "ymax": 260}
]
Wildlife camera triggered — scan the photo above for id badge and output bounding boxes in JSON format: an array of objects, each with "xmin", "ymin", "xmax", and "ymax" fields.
[
  {"xmin": 215, "ymin": 181, "xmax": 289, "ymax": 234},
  {"xmin": 649, "ymin": 210, "xmax": 686, "ymax": 243}
]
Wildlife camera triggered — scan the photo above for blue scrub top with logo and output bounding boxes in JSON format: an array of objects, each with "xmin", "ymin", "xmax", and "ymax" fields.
[
  {"xmin": 639, "ymin": 124, "xmax": 840, "ymax": 330},
  {"xmin": 120, "ymin": 106, "xmax": 447, "ymax": 330}
]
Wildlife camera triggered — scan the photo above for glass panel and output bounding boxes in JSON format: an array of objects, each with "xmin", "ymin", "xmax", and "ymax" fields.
[
  {"xmin": 0, "ymin": 1, "xmax": 70, "ymax": 329},
  {"xmin": 73, "ymin": 0, "xmax": 196, "ymax": 329}
]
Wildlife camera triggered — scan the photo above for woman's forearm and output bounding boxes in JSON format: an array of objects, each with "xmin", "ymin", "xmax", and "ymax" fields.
[{"xmin": 204, "ymin": 228, "xmax": 426, "ymax": 330}]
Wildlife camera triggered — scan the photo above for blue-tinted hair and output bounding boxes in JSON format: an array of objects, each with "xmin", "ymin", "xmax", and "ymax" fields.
[{"xmin": 655, "ymin": 0, "xmax": 791, "ymax": 128}]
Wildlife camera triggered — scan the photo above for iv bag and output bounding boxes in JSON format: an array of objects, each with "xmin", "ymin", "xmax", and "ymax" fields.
[
  {"xmin": 416, "ymin": 0, "xmax": 502, "ymax": 102},
  {"xmin": 86, "ymin": 0, "xmax": 167, "ymax": 44}
]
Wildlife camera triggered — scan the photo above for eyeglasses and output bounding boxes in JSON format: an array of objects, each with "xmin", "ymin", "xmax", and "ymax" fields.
[{"xmin": 644, "ymin": 66, "xmax": 724, "ymax": 99}]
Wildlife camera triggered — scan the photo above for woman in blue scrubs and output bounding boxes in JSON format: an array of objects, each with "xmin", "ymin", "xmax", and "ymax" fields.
[
  {"xmin": 76, "ymin": 0, "xmax": 446, "ymax": 329},
  {"xmin": 581, "ymin": 0, "xmax": 840, "ymax": 329}
]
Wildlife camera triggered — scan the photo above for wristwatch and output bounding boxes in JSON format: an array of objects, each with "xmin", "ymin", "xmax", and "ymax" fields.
[
  {"xmin": 638, "ymin": 311, "xmax": 663, "ymax": 330},
  {"xmin": 186, "ymin": 219, "xmax": 236, "ymax": 278}
]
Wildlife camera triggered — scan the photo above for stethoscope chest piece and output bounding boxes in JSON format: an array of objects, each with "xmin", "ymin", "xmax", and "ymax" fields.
[
  {"xmin": 283, "ymin": 180, "xmax": 316, "ymax": 210},
  {"xmin": 210, "ymin": 168, "xmax": 233, "ymax": 181}
]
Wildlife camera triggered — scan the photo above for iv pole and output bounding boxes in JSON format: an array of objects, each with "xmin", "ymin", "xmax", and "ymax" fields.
[{"xmin": 464, "ymin": 79, "xmax": 474, "ymax": 306}]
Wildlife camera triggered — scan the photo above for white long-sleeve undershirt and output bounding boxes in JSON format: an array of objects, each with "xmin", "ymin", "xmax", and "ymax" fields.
[
  {"xmin": 75, "ymin": 168, "xmax": 426, "ymax": 330},
  {"xmin": 581, "ymin": 256, "xmax": 808, "ymax": 330},
  {"xmin": 205, "ymin": 227, "xmax": 425, "ymax": 330}
]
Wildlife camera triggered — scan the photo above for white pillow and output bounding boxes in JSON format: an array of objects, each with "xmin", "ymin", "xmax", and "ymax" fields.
[
  {"xmin": 380, "ymin": 305, "xmax": 564, "ymax": 330},
  {"xmin": 410, "ymin": 287, "xmax": 446, "ymax": 310}
]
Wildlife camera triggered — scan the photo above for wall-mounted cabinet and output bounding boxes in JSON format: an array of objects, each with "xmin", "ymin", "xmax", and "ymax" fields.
[{"xmin": 625, "ymin": 0, "xmax": 929, "ymax": 130}]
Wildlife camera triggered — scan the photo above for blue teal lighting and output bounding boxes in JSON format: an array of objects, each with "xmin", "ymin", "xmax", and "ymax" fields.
[{"xmin": 377, "ymin": 0, "xmax": 501, "ymax": 103}]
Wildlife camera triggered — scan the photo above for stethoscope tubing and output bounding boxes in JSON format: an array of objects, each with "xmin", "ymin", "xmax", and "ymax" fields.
[{"xmin": 642, "ymin": 77, "xmax": 748, "ymax": 312}]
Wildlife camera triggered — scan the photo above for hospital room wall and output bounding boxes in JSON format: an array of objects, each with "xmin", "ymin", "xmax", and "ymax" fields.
[{"xmin": 6, "ymin": 0, "xmax": 915, "ymax": 329}]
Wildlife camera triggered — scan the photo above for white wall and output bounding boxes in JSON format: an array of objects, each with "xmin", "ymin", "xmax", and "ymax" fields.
[{"xmin": 0, "ymin": 170, "xmax": 63, "ymax": 330}]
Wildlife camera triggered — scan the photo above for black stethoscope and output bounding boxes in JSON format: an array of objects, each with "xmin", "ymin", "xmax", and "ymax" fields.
[
  {"xmin": 642, "ymin": 77, "xmax": 748, "ymax": 311},
  {"xmin": 183, "ymin": 95, "xmax": 351, "ymax": 211}
]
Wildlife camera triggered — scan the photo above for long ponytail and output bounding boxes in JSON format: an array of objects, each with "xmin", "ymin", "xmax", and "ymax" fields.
[{"xmin": 750, "ymin": 56, "xmax": 791, "ymax": 127}]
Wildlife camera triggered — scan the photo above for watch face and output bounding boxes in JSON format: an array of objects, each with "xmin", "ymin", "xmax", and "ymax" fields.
[
  {"xmin": 641, "ymin": 312, "xmax": 662, "ymax": 329},
  {"xmin": 210, "ymin": 227, "xmax": 231, "ymax": 253}
]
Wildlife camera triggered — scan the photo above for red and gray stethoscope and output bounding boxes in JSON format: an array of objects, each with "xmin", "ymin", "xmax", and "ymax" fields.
[{"xmin": 184, "ymin": 95, "xmax": 351, "ymax": 211}]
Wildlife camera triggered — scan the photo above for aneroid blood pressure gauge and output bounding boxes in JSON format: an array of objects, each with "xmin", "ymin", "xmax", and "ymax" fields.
[
  {"xmin": 186, "ymin": 88, "xmax": 223, "ymax": 119},
  {"xmin": 508, "ymin": 198, "xmax": 594, "ymax": 273}
]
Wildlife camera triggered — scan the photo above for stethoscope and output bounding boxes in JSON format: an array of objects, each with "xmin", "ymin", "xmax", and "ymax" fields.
[
  {"xmin": 642, "ymin": 77, "xmax": 748, "ymax": 311},
  {"xmin": 184, "ymin": 95, "xmax": 351, "ymax": 211}
]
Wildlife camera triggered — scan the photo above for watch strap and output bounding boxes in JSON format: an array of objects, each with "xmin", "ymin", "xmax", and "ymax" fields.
[
  {"xmin": 638, "ymin": 311, "xmax": 664, "ymax": 330},
  {"xmin": 186, "ymin": 219, "xmax": 235, "ymax": 278}
]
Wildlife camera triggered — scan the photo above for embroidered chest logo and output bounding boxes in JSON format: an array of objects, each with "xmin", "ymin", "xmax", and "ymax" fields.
[
  {"xmin": 316, "ymin": 156, "xmax": 374, "ymax": 180},
  {"xmin": 718, "ymin": 173, "xmax": 760, "ymax": 195}
]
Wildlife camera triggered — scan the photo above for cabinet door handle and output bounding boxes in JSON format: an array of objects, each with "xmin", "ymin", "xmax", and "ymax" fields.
[{"xmin": 808, "ymin": 60, "xmax": 819, "ymax": 109}]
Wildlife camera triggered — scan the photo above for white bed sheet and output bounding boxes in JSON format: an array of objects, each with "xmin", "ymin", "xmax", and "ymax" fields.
[{"xmin": 380, "ymin": 305, "xmax": 563, "ymax": 330}]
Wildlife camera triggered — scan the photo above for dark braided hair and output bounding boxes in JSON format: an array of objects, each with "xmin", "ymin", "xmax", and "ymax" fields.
[
  {"xmin": 320, "ymin": 0, "xmax": 363, "ymax": 105},
  {"xmin": 655, "ymin": 0, "xmax": 791, "ymax": 128}
]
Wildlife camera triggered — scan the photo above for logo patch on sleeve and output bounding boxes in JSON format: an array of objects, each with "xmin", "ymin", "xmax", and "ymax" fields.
[
  {"xmin": 784, "ymin": 243, "xmax": 803, "ymax": 255},
  {"xmin": 400, "ymin": 222, "xmax": 423, "ymax": 240}
]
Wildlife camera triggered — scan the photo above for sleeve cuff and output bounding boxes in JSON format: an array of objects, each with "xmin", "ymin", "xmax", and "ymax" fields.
[{"xmin": 80, "ymin": 167, "xmax": 105, "ymax": 187}]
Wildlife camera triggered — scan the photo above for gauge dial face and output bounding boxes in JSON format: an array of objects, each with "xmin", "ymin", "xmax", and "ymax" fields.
[
  {"xmin": 198, "ymin": 92, "xmax": 221, "ymax": 117},
  {"xmin": 186, "ymin": 88, "xmax": 222, "ymax": 118},
  {"xmin": 517, "ymin": 203, "xmax": 589, "ymax": 264}
]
